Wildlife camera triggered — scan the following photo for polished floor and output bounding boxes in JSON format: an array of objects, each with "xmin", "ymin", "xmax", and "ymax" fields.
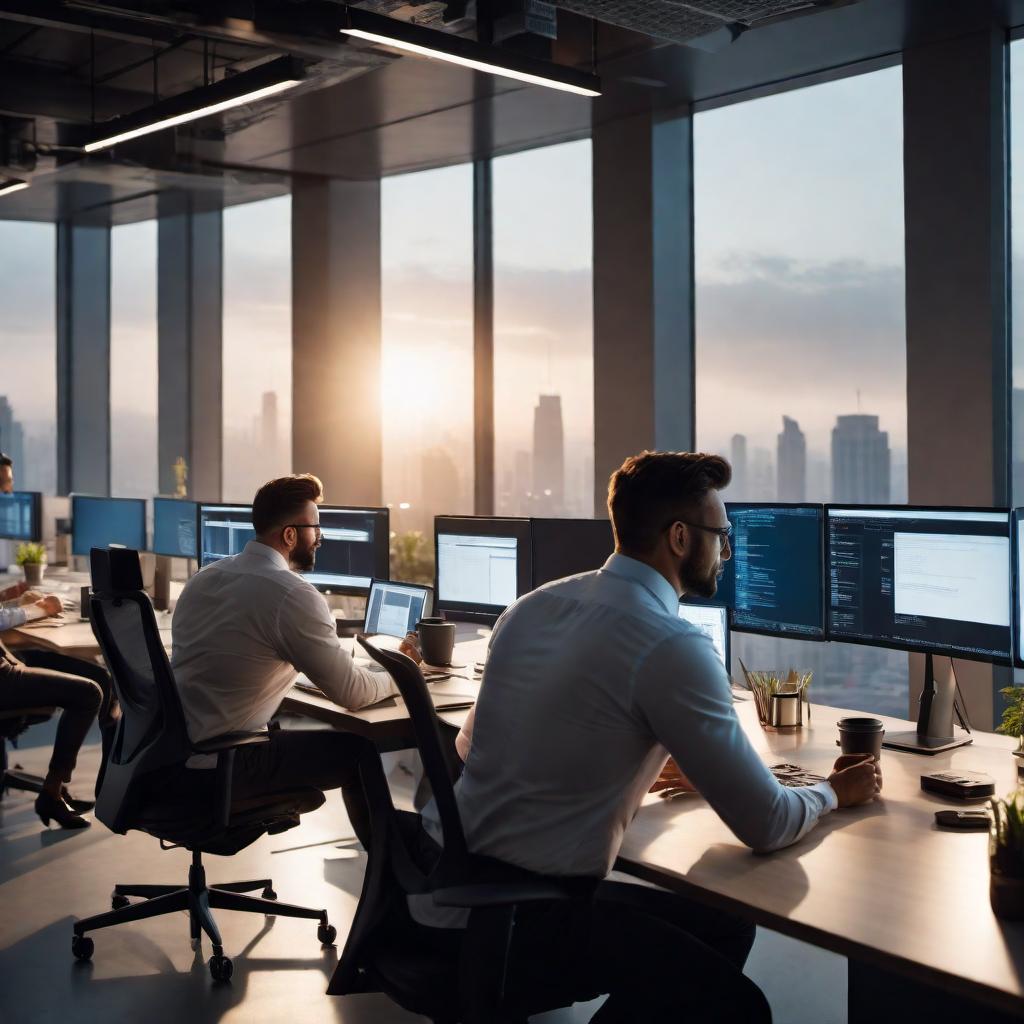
[{"xmin": 0, "ymin": 721, "xmax": 845, "ymax": 1023}]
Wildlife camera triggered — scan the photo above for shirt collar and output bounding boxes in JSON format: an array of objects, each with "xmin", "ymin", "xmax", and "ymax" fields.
[
  {"xmin": 601, "ymin": 553, "xmax": 679, "ymax": 617},
  {"xmin": 243, "ymin": 540, "xmax": 291, "ymax": 573}
]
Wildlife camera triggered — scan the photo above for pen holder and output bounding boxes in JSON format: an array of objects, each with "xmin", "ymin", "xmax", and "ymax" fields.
[{"xmin": 739, "ymin": 661, "xmax": 812, "ymax": 730}]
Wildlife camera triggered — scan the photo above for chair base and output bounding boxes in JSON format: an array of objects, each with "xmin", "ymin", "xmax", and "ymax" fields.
[
  {"xmin": 72, "ymin": 849, "xmax": 335, "ymax": 981},
  {"xmin": 3, "ymin": 767, "xmax": 45, "ymax": 795}
]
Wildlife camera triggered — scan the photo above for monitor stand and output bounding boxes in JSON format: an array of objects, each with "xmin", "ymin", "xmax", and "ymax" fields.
[{"xmin": 882, "ymin": 652, "xmax": 972, "ymax": 755}]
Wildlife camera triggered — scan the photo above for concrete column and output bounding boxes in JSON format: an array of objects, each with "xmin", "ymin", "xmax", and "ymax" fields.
[
  {"xmin": 291, "ymin": 176, "xmax": 382, "ymax": 505},
  {"xmin": 903, "ymin": 29, "xmax": 1009, "ymax": 727},
  {"xmin": 56, "ymin": 219, "xmax": 111, "ymax": 495},
  {"xmin": 592, "ymin": 109, "xmax": 694, "ymax": 514},
  {"xmin": 157, "ymin": 191, "xmax": 223, "ymax": 501}
]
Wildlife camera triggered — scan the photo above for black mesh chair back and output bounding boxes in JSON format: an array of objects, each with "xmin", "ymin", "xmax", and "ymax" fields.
[
  {"xmin": 356, "ymin": 636, "xmax": 467, "ymax": 872},
  {"xmin": 89, "ymin": 547, "xmax": 193, "ymax": 834}
]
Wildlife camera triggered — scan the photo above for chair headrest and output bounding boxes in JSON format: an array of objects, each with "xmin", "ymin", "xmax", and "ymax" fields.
[{"xmin": 90, "ymin": 547, "xmax": 143, "ymax": 594}]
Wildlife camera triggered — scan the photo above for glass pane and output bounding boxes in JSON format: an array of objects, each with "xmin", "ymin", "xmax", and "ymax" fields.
[
  {"xmin": 110, "ymin": 220, "xmax": 158, "ymax": 499},
  {"xmin": 1012, "ymin": 40, "xmax": 1024, "ymax": 506},
  {"xmin": 381, "ymin": 164, "xmax": 474, "ymax": 585},
  {"xmin": 694, "ymin": 67, "xmax": 909, "ymax": 717},
  {"xmin": 0, "ymin": 221, "xmax": 57, "ymax": 495},
  {"xmin": 222, "ymin": 195, "xmax": 293, "ymax": 502},
  {"xmin": 493, "ymin": 139, "xmax": 594, "ymax": 519}
]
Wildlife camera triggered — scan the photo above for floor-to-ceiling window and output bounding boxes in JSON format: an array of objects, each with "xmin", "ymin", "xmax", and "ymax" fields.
[
  {"xmin": 0, "ymin": 221, "xmax": 57, "ymax": 495},
  {"xmin": 493, "ymin": 139, "xmax": 594, "ymax": 520},
  {"xmin": 694, "ymin": 65, "xmax": 909, "ymax": 716},
  {"xmin": 222, "ymin": 194, "xmax": 293, "ymax": 503},
  {"xmin": 381, "ymin": 164, "xmax": 474, "ymax": 584},
  {"xmin": 110, "ymin": 220, "xmax": 158, "ymax": 499},
  {"xmin": 1011, "ymin": 40, "xmax": 1024, "ymax": 509}
]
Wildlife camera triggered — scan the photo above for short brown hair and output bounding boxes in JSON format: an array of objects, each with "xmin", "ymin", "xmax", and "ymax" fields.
[
  {"xmin": 251, "ymin": 473, "xmax": 324, "ymax": 535},
  {"xmin": 607, "ymin": 451, "xmax": 731, "ymax": 554}
]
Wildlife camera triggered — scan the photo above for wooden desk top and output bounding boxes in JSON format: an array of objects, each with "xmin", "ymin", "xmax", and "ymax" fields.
[{"xmin": 617, "ymin": 699, "xmax": 1024, "ymax": 1016}]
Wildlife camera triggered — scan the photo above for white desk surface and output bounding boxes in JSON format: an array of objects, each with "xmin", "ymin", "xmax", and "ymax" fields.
[{"xmin": 617, "ymin": 699, "xmax": 1024, "ymax": 1016}]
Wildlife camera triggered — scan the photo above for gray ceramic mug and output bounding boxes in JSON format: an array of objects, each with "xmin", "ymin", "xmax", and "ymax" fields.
[{"xmin": 417, "ymin": 617, "xmax": 456, "ymax": 667}]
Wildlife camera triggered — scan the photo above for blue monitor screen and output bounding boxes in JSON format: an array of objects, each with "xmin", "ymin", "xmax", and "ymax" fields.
[
  {"xmin": 711, "ymin": 503, "xmax": 825, "ymax": 640},
  {"xmin": 71, "ymin": 495, "xmax": 146, "ymax": 556},
  {"xmin": 0, "ymin": 491, "xmax": 41, "ymax": 542},
  {"xmin": 152, "ymin": 498, "xmax": 199, "ymax": 558},
  {"xmin": 199, "ymin": 504, "xmax": 256, "ymax": 566}
]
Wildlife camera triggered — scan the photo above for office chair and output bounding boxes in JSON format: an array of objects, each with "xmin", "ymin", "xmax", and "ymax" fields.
[
  {"xmin": 329, "ymin": 637, "xmax": 585, "ymax": 1024},
  {"xmin": 71, "ymin": 547, "xmax": 334, "ymax": 982},
  {"xmin": 0, "ymin": 706, "xmax": 54, "ymax": 796}
]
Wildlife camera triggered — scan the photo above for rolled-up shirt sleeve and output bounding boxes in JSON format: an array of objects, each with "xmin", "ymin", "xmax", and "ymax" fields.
[
  {"xmin": 0, "ymin": 606, "xmax": 27, "ymax": 631},
  {"xmin": 275, "ymin": 586, "xmax": 397, "ymax": 710},
  {"xmin": 633, "ymin": 631, "xmax": 836, "ymax": 853}
]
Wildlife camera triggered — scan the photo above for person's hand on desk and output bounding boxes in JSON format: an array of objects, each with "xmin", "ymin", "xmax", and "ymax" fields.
[
  {"xmin": 16, "ymin": 589, "xmax": 44, "ymax": 605},
  {"xmin": 650, "ymin": 757, "xmax": 696, "ymax": 795},
  {"xmin": 398, "ymin": 631, "xmax": 422, "ymax": 665},
  {"xmin": 22, "ymin": 595, "xmax": 64, "ymax": 622},
  {"xmin": 828, "ymin": 753, "xmax": 882, "ymax": 807}
]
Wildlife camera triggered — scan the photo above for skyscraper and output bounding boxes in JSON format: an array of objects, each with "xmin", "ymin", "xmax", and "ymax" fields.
[
  {"xmin": 0, "ymin": 396, "xmax": 25, "ymax": 473},
  {"xmin": 532, "ymin": 395, "xmax": 565, "ymax": 516},
  {"xmin": 831, "ymin": 414, "xmax": 891, "ymax": 503},
  {"xmin": 730, "ymin": 434, "xmax": 748, "ymax": 499},
  {"xmin": 776, "ymin": 416, "xmax": 806, "ymax": 502}
]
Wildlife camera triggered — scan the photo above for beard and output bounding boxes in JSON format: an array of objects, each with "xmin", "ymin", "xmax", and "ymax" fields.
[
  {"xmin": 680, "ymin": 555, "xmax": 721, "ymax": 600},
  {"xmin": 291, "ymin": 537, "xmax": 318, "ymax": 573}
]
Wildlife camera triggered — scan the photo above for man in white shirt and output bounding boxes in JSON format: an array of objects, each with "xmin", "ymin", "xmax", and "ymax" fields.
[
  {"xmin": 419, "ymin": 451, "xmax": 880, "ymax": 1022},
  {"xmin": 170, "ymin": 474, "xmax": 419, "ymax": 844}
]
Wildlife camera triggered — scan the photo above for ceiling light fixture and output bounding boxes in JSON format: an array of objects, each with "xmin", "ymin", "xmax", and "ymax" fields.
[
  {"xmin": 340, "ymin": 7, "xmax": 600, "ymax": 98},
  {"xmin": 0, "ymin": 179, "xmax": 28, "ymax": 198},
  {"xmin": 82, "ymin": 56, "xmax": 304, "ymax": 153}
]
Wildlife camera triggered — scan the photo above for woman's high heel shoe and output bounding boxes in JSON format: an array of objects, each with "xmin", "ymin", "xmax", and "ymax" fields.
[
  {"xmin": 60, "ymin": 787, "xmax": 95, "ymax": 813},
  {"xmin": 35, "ymin": 791, "xmax": 90, "ymax": 830}
]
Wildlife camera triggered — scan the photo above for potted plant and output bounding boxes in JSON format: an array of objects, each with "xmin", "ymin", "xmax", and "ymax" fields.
[
  {"xmin": 997, "ymin": 686, "xmax": 1024, "ymax": 764},
  {"xmin": 15, "ymin": 542, "xmax": 46, "ymax": 586},
  {"xmin": 990, "ymin": 792, "xmax": 1024, "ymax": 920}
]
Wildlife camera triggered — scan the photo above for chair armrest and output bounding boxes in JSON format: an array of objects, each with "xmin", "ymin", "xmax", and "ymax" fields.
[
  {"xmin": 192, "ymin": 730, "xmax": 270, "ymax": 754},
  {"xmin": 432, "ymin": 880, "xmax": 574, "ymax": 908}
]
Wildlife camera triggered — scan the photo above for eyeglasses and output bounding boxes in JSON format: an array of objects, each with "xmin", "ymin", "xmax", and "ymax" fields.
[
  {"xmin": 282, "ymin": 524, "xmax": 321, "ymax": 540},
  {"xmin": 674, "ymin": 521, "xmax": 732, "ymax": 544}
]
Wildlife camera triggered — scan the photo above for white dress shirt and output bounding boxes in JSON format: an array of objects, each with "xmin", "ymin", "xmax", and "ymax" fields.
[
  {"xmin": 171, "ymin": 540, "xmax": 395, "ymax": 755},
  {"xmin": 415, "ymin": 553, "xmax": 836, "ymax": 926}
]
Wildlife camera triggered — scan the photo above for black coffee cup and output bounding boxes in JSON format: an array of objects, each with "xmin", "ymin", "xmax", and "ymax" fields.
[
  {"xmin": 837, "ymin": 717, "xmax": 885, "ymax": 760},
  {"xmin": 417, "ymin": 617, "xmax": 456, "ymax": 667}
]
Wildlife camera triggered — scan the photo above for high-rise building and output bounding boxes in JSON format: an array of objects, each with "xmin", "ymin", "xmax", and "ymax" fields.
[
  {"xmin": 532, "ymin": 395, "xmax": 565, "ymax": 517},
  {"xmin": 776, "ymin": 416, "xmax": 807, "ymax": 502},
  {"xmin": 0, "ymin": 396, "xmax": 25, "ymax": 474},
  {"xmin": 514, "ymin": 450, "xmax": 532, "ymax": 516},
  {"xmin": 831, "ymin": 414, "xmax": 891, "ymax": 503},
  {"xmin": 1012, "ymin": 388, "xmax": 1024, "ymax": 504},
  {"xmin": 750, "ymin": 447, "xmax": 776, "ymax": 501},
  {"xmin": 730, "ymin": 434, "xmax": 748, "ymax": 499}
]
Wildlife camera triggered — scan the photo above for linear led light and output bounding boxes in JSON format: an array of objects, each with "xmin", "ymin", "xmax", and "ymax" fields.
[
  {"xmin": 340, "ymin": 7, "xmax": 600, "ymax": 98},
  {"xmin": 0, "ymin": 179, "xmax": 28, "ymax": 198},
  {"xmin": 83, "ymin": 56, "xmax": 304, "ymax": 153}
]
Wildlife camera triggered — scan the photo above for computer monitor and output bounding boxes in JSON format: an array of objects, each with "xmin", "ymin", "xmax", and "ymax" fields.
[
  {"xmin": 152, "ymin": 498, "xmax": 199, "ymax": 558},
  {"xmin": 531, "ymin": 517, "xmax": 615, "ymax": 589},
  {"xmin": 304, "ymin": 506, "xmax": 390, "ymax": 595},
  {"xmin": 678, "ymin": 602, "xmax": 730, "ymax": 672},
  {"xmin": 198, "ymin": 502, "xmax": 388, "ymax": 594},
  {"xmin": 0, "ymin": 491, "xmax": 41, "ymax": 542},
  {"xmin": 198, "ymin": 504, "xmax": 256, "ymax": 566},
  {"xmin": 435, "ymin": 516, "xmax": 533, "ymax": 624},
  {"xmin": 71, "ymin": 495, "xmax": 147, "ymax": 556},
  {"xmin": 827, "ymin": 506, "xmax": 1011, "ymax": 664},
  {"xmin": 711, "ymin": 503, "xmax": 825, "ymax": 641},
  {"xmin": 363, "ymin": 580, "xmax": 433, "ymax": 638}
]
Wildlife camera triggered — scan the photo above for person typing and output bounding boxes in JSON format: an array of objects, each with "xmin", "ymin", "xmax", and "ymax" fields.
[
  {"xmin": 420, "ymin": 451, "xmax": 880, "ymax": 1023},
  {"xmin": 169, "ymin": 473, "xmax": 420, "ymax": 845}
]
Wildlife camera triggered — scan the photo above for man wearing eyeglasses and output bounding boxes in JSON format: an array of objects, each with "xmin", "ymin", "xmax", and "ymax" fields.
[
  {"xmin": 414, "ymin": 451, "xmax": 880, "ymax": 1022},
  {"xmin": 168, "ymin": 473, "xmax": 419, "ymax": 845}
]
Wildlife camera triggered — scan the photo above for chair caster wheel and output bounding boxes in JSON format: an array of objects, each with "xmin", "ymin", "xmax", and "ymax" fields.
[
  {"xmin": 111, "ymin": 894, "xmax": 130, "ymax": 910},
  {"xmin": 261, "ymin": 887, "xmax": 277, "ymax": 900},
  {"xmin": 208, "ymin": 954, "xmax": 233, "ymax": 982},
  {"xmin": 72, "ymin": 935, "xmax": 94, "ymax": 961},
  {"xmin": 318, "ymin": 923, "xmax": 337, "ymax": 945}
]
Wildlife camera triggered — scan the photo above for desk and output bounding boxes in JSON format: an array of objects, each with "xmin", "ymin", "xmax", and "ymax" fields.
[{"xmin": 616, "ymin": 700, "xmax": 1024, "ymax": 1021}]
